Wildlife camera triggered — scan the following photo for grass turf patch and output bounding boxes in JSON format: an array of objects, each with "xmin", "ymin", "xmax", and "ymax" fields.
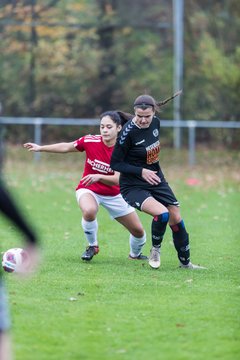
[{"xmin": 1, "ymin": 147, "xmax": 239, "ymax": 360}]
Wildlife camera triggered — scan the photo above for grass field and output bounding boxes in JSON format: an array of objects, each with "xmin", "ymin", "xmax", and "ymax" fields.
[{"xmin": 1, "ymin": 147, "xmax": 239, "ymax": 360}]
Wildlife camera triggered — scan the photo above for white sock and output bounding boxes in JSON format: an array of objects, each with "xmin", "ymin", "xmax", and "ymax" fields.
[
  {"xmin": 81, "ymin": 218, "xmax": 98, "ymax": 246},
  {"xmin": 129, "ymin": 232, "xmax": 146, "ymax": 257}
]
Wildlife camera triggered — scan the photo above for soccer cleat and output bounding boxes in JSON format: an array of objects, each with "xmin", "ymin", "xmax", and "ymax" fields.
[
  {"xmin": 81, "ymin": 246, "xmax": 99, "ymax": 261},
  {"xmin": 179, "ymin": 262, "xmax": 207, "ymax": 270},
  {"xmin": 149, "ymin": 246, "xmax": 161, "ymax": 269},
  {"xmin": 128, "ymin": 253, "xmax": 148, "ymax": 260}
]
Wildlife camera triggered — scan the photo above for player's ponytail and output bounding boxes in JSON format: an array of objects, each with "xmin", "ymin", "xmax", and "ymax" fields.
[
  {"xmin": 156, "ymin": 90, "xmax": 182, "ymax": 107},
  {"xmin": 133, "ymin": 90, "xmax": 182, "ymax": 112}
]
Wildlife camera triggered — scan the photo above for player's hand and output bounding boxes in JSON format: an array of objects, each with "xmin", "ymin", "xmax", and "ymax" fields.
[
  {"xmin": 23, "ymin": 143, "xmax": 41, "ymax": 152},
  {"xmin": 81, "ymin": 174, "xmax": 102, "ymax": 186},
  {"xmin": 142, "ymin": 168, "xmax": 161, "ymax": 185}
]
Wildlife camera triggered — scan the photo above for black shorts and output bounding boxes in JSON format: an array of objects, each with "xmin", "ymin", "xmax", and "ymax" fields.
[{"xmin": 120, "ymin": 181, "xmax": 179, "ymax": 211}]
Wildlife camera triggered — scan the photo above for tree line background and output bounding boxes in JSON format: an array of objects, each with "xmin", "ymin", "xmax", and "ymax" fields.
[{"xmin": 0, "ymin": 0, "xmax": 239, "ymax": 146}]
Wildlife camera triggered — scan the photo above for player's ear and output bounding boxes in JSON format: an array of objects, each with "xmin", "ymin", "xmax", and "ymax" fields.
[{"xmin": 117, "ymin": 125, "xmax": 122, "ymax": 132}]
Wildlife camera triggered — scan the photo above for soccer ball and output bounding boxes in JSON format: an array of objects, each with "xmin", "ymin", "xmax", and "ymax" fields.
[{"xmin": 2, "ymin": 248, "xmax": 29, "ymax": 273}]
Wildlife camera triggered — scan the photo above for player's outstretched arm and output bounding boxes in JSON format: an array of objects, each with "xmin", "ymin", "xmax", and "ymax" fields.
[
  {"xmin": 81, "ymin": 172, "xmax": 120, "ymax": 186},
  {"xmin": 23, "ymin": 142, "xmax": 77, "ymax": 153}
]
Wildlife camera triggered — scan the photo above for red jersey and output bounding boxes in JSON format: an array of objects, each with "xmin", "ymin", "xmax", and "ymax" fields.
[{"xmin": 74, "ymin": 135, "xmax": 120, "ymax": 196}]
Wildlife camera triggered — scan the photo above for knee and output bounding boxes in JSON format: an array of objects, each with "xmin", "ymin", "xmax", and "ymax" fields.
[
  {"xmin": 168, "ymin": 207, "xmax": 181, "ymax": 225},
  {"xmin": 154, "ymin": 212, "xmax": 169, "ymax": 223},
  {"xmin": 132, "ymin": 225, "xmax": 145, "ymax": 238},
  {"xmin": 169, "ymin": 214, "xmax": 182, "ymax": 225},
  {"xmin": 82, "ymin": 208, "xmax": 97, "ymax": 221}
]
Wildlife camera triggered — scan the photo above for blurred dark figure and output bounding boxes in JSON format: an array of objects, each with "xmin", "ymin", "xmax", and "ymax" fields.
[{"xmin": 0, "ymin": 178, "xmax": 40, "ymax": 360}]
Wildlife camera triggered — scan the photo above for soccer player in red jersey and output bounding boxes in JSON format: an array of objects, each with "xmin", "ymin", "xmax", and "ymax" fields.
[{"xmin": 24, "ymin": 111, "xmax": 147, "ymax": 261}]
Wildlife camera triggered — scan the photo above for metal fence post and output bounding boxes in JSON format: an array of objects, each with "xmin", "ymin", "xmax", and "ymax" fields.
[
  {"xmin": 173, "ymin": 0, "xmax": 184, "ymax": 149},
  {"xmin": 34, "ymin": 118, "xmax": 42, "ymax": 161},
  {"xmin": 188, "ymin": 121, "xmax": 196, "ymax": 166}
]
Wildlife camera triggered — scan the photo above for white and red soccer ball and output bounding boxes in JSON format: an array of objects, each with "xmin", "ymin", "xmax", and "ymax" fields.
[{"xmin": 2, "ymin": 248, "xmax": 30, "ymax": 273}]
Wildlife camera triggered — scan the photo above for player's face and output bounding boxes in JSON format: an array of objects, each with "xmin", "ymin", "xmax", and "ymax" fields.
[
  {"xmin": 100, "ymin": 116, "xmax": 121, "ymax": 145},
  {"xmin": 134, "ymin": 107, "xmax": 155, "ymax": 128}
]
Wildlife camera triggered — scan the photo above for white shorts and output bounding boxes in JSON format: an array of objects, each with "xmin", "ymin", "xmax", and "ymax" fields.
[{"xmin": 76, "ymin": 189, "xmax": 135, "ymax": 219}]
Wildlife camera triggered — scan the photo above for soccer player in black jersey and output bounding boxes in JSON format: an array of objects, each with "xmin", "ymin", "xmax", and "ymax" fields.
[
  {"xmin": 0, "ymin": 179, "xmax": 40, "ymax": 360},
  {"xmin": 111, "ymin": 93, "xmax": 206, "ymax": 270}
]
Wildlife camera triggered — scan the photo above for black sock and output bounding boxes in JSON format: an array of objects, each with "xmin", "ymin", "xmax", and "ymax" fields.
[
  {"xmin": 170, "ymin": 220, "xmax": 190, "ymax": 265},
  {"xmin": 151, "ymin": 212, "xmax": 169, "ymax": 247}
]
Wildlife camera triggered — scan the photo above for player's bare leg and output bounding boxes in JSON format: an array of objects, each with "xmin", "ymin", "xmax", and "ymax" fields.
[
  {"xmin": 0, "ymin": 332, "xmax": 12, "ymax": 360},
  {"xmin": 116, "ymin": 212, "xmax": 147, "ymax": 260},
  {"xmin": 78, "ymin": 193, "xmax": 99, "ymax": 261}
]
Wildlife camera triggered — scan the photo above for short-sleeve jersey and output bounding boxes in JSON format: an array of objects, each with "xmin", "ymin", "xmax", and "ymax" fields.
[
  {"xmin": 74, "ymin": 135, "xmax": 120, "ymax": 196},
  {"xmin": 110, "ymin": 116, "xmax": 165, "ymax": 187}
]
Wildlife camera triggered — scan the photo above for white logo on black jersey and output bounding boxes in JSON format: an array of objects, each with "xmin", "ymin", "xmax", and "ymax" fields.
[
  {"xmin": 153, "ymin": 129, "xmax": 159, "ymax": 137},
  {"xmin": 122, "ymin": 127, "xmax": 131, "ymax": 136},
  {"xmin": 119, "ymin": 121, "xmax": 134, "ymax": 145},
  {"xmin": 135, "ymin": 139, "xmax": 145, "ymax": 145}
]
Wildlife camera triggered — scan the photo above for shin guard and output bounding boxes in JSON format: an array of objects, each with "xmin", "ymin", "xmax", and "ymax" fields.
[
  {"xmin": 151, "ymin": 212, "xmax": 169, "ymax": 247},
  {"xmin": 170, "ymin": 220, "xmax": 190, "ymax": 265},
  {"xmin": 129, "ymin": 232, "xmax": 146, "ymax": 257},
  {"xmin": 81, "ymin": 218, "xmax": 98, "ymax": 246}
]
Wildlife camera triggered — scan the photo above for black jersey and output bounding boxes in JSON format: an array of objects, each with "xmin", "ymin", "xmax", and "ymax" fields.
[{"xmin": 111, "ymin": 116, "xmax": 165, "ymax": 187}]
